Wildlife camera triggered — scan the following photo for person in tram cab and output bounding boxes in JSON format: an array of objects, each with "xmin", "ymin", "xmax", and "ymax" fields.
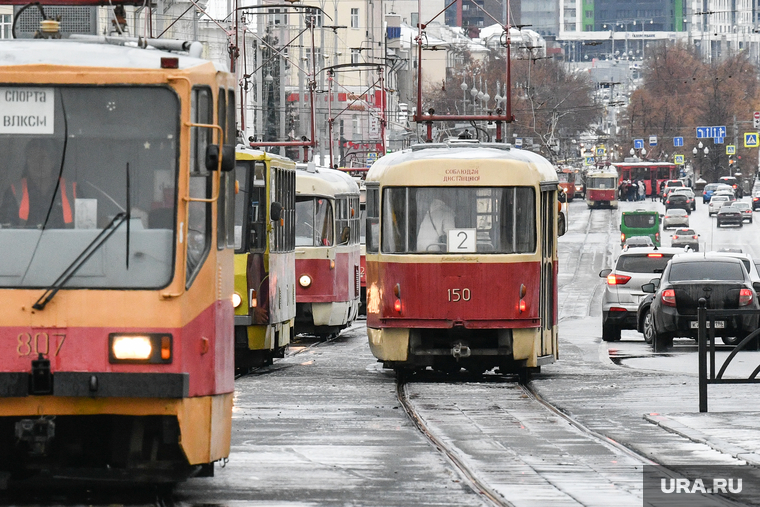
[
  {"xmin": 0, "ymin": 138, "xmax": 76, "ymax": 229},
  {"xmin": 416, "ymin": 189, "xmax": 455, "ymax": 252}
]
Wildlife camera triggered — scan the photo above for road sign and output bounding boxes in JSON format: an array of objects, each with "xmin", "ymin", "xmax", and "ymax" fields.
[
  {"xmin": 754, "ymin": 111, "xmax": 760, "ymax": 120},
  {"xmin": 696, "ymin": 126, "xmax": 727, "ymax": 139},
  {"xmin": 515, "ymin": 138, "xmax": 523, "ymax": 148},
  {"xmin": 745, "ymin": 132, "xmax": 759, "ymax": 148},
  {"xmin": 714, "ymin": 137, "xmax": 724, "ymax": 144},
  {"xmin": 584, "ymin": 156, "xmax": 595, "ymax": 166},
  {"xmin": 674, "ymin": 137, "xmax": 683, "ymax": 147},
  {"xmin": 674, "ymin": 154, "xmax": 685, "ymax": 165},
  {"xmin": 649, "ymin": 135, "xmax": 658, "ymax": 146},
  {"xmin": 755, "ymin": 118, "xmax": 760, "ymax": 129},
  {"xmin": 726, "ymin": 145, "xmax": 736, "ymax": 155},
  {"xmin": 596, "ymin": 147, "xmax": 605, "ymax": 157},
  {"xmin": 634, "ymin": 139, "xmax": 644, "ymax": 149}
]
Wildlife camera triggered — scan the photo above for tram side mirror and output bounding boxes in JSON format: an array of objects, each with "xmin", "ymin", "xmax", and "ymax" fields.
[
  {"xmin": 205, "ymin": 144, "xmax": 236, "ymax": 172},
  {"xmin": 641, "ymin": 283, "xmax": 656, "ymax": 294},
  {"xmin": 270, "ymin": 202, "xmax": 283, "ymax": 222},
  {"xmin": 599, "ymin": 268, "xmax": 612, "ymax": 278},
  {"xmin": 558, "ymin": 191, "xmax": 567, "ymax": 203}
]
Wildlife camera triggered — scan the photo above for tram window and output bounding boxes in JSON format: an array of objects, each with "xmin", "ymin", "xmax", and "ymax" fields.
[
  {"xmin": 296, "ymin": 197, "xmax": 333, "ymax": 246},
  {"xmin": 0, "ymin": 86, "xmax": 179, "ymax": 289},
  {"xmin": 227, "ymin": 90, "xmax": 236, "ymax": 143},
  {"xmin": 187, "ymin": 86, "xmax": 213, "ymax": 287},
  {"xmin": 366, "ymin": 186, "xmax": 379, "ymax": 253},
  {"xmin": 271, "ymin": 166, "xmax": 295, "ymax": 252},
  {"xmin": 234, "ymin": 161, "xmax": 266, "ymax": 252},
  {"xmin": 381, "ymin": 187, "xmax": 535, "ymax": 254},
  {"xmin": 217, "ymin": 90, "xmax": 235, "ymax": 250},
  {"xmin": 336, "ymin": 197, "xmax": 351, "ymax": 245}
]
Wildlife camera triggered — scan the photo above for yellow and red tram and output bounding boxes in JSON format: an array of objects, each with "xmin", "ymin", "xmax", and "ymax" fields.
[
  {"xmin": 364, "ymin": 141, "xmax": 561, "ymax": 375},
  {"xmin": 585, "ymin": 168, "xmax": 620, "ymax": 209},
  {"xmin": 0, "ymin": 39, "xmax": 235, "ymax": 485},
  {"xmin": 233, "ymin": 148, "xmax": 296, "ymax": 369},
  {"xmin": 295, "ymin": 164, "xmax": 361, "ymax": 338}
]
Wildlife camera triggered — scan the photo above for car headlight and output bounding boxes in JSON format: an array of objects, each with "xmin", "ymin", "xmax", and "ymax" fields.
[
  {"xmin": 232, "ymin": 292, "xmax": 243, "ymax": 308},
  {"xmin": 109, "ymin": 334, "xmax": 172, "ymax": 363},
  {"xmin": 299, "ymin": 274, "xmax": 312, "ymax": 288}
]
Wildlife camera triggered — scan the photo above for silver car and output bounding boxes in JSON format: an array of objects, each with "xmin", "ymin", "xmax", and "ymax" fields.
[
  {"xmin": 731, "ymin": 201, "xmax": 753, "ymax": 223},
  {"xmin": 670, "ymin": 228, "xmax": 700, "ymax": 251},
  {"xmin": 708, "ymin": 195, "xmax": 730, "ymax": 216},
  {"xmin": 599, "ymin": 247, "xmax": 688, "ymax": 341},
  {"xmin": 662, "ymin": 208, "xmax": 689, "ymax": 229}
]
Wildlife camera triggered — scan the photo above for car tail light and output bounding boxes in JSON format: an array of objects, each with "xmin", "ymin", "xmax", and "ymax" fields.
[
  {"xmin": 740, "ymin": 288, "xmax": 754, "ymax": 306},
  {"xmin": 621, "ymin": 233, "xmax": 626, "ymax": 243},
  {"xmin": 692, "ymin": 235, "xmax": 698, "ymax": 239},
  {"xmin": 664, "ymin": 215, "xmax": 670, "ymax": 219},
  {"xmin": 648, "ymin": 253, "xmax": 662, "ymax": 258},
  {"xmin": 609, "ymin": 307, "xmax": 627, "ymax": 312},
  {"xmin": 661, "ymin": 289, "xmax": 676, "ymax": 307},
  {"xmin": 673, "ymin": 235, "xmax": 679, "ymax": 239},
  {"xmin": 666, "ymin": 200, "xmax": 671, "ymax": 204},
  {"xmin": 753, "ymin": 197, "xmax": 759, "ymax": 202},
  {"xmin": 607, "ymin": 273, "xmax": 631, "ymax": 285}
]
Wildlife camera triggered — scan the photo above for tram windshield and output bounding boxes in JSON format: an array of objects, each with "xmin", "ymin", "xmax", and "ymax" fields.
[
  {"xmin": 0, "ymin": 86, "xmax": 178, "ymax": 289},
  {"xmin": 588, "ymin": 177, "xmax": 616, "ymax": 189},
  {"xmin": 382, "ymin": 187, "xmax": 536, "ymax": 254},
  {"xmin": 296, "ymin": 197, "xmax": 334, "ymax": 246}
]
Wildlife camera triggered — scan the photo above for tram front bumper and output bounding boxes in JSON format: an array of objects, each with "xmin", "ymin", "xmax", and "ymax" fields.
[{"xmin": 0, "ymin": 372, "xmax": 189, "ymax": 398}]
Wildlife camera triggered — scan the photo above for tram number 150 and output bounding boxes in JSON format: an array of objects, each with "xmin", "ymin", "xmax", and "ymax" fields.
[{"xmin": 447, "ymin": 288, "xmax": 471, "ymax": 302}]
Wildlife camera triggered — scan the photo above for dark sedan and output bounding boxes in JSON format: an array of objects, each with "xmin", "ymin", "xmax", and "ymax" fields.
[
  {"xmin": 716, "ymin": 205, "xmax": 743, "ymax": 228},
  {"xmin": 640, "ymin": 255, "xmax": 760, "ymax": 350},
  {"xmin": 664, "ymin": 193, "xmax": 691, "ymax": 214}
]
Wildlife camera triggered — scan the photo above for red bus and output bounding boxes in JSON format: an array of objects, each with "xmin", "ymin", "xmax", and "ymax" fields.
[{"xmin": 613, "ymin": 161, "xmax": 678, "ymax": 197}]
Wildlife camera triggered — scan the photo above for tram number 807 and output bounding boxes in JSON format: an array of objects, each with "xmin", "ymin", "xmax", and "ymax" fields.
[
  {"xmin": 447, "ymin": 288, "xmax": 472, "ymax": 302},
  {"xmin": 17, "ymin": 332, "xmax": 66, "ymax": 357}
]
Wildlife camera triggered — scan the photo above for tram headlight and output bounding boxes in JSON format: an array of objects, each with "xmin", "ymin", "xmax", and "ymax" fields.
[
  {"xmin": 299, "ymin": 274, "xmax": 312, "ymax": 288},
  {"xmin": 232, "ymin": 292, "xmax": 243, "ymax": 308},
  {"xmin": 109, "ymin": 333, "xmax": 172, "ymax": 363},
  {"xmin": 111, "ymin": 336, "xmax": 152, "ymax": 360}
]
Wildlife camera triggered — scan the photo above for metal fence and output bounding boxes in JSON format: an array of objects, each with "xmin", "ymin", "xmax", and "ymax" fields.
[{"xmin": 697, "ymin": 298, "xmax": 760, "ymax": 412}]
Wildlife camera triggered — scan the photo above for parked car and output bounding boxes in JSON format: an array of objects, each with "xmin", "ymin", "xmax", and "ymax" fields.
[
  {"xmin": 731, "ymin": 201, "xmax": 753, "ymax": 222},
  {"xmin": 670, "ymin": 228, "xmax": 700, "ymax": 251},
  {"xmin": 716, "ymin": 205, "xmax": 743, "ymax": 227},
  {"xmin": 624, "ymin": 236, "xmax": 655, "ymax": 248},
  {"xmin": 599, "ymin": 247, "xmax": 685, "ymax": 342},
  {"xmin": 669, "ymin": 187, "xmax": 697, "ymax": 210},
  {"xmin": 702, "ymin": 183, "xmax": 719, "ymax": 203},
  {"xmin": 662, "ymin": 208, "xmax": 689, "ymax": 229},
  {"xmin": 664, "ymin": 193, "xmax": 691, "ymax": 214},
  {"xmin": 718, "ymin": 176, "xmax": 743, "ymax": 198},
  {"xmin": 641, "ymin": 255, "xmax": 760, "ymax": 349},
  {"xmin": 708, "ymin": 195, "xmax": 730, "ymax": 216},
  {"xmin": 620, "ymin": 209, "xmax": 660, "ymax": 246}
]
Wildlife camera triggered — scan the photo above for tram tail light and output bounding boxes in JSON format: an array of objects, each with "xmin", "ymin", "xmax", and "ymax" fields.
[
  {"xmin": 393, "ymin": 283, "xmax": 402, "ymax": 313},
  {"xmin": 661, "ymin": 289, "xmax": 676, "ymax": 307},
  {"xmin": 250, "ymin": 289, "xmax": 258, "ymax": 308},
  {"xmin": 518, "ymin": 284, "xmax": 527, "ymax": 313},
  {"xmin": 109, "ymin": 334, "xmax": 173, "ymax": 364},
  {"xmin": 740, "ymin": 288, "xmax": 754, "ymax": 306}
]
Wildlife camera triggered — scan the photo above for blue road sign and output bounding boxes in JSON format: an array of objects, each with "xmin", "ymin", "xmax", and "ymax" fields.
[
  {"xmin": 696, "ymin": 126, "xmax": 727, "ymax": 139},
  {"xmin": 714, "ymin": 137, "xmax": 724, "ymax": 144},
  {"xmin": 674, "ymin": 137, "xmax": 683, "ymax": 147},
  {"xmin": 634, "ymin": 139, "xmax": 644, "ymax": 149},
  {"xmin": 649, "ymin": 135, "xmax": 658, "ymax": 146},
  {"xmin": 745, "ymin": 133, "xmax": 759, "ymax": 148}
]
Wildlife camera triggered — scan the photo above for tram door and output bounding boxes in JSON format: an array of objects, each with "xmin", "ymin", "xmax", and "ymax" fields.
[{"xmin": 539, "ymin": 188, "xmax": 556, "ymax": 355}]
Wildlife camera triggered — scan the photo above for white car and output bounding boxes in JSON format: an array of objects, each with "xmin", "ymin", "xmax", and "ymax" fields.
[
  {"xmin": 704, "ymin": 251, "xmax": 760, "ymax": 283},
  {"xmin": 708, "ymin": 195, "xmax": 730, "ymax": 216},
  {"xmin": 662, "ymin": 208, "xmax": 689, "ymax": 229}
]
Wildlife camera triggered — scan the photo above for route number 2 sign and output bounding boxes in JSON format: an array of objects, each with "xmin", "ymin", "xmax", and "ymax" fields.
[{"xmin": 448, "ymin": 228, "xmax": 476, "ymax": 253}]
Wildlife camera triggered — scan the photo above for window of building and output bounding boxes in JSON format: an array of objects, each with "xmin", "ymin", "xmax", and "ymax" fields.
[
  {"xmin": 352, "ymin": 116, "xmax": 361, "ymax": 134},
  {"xmin": 410, "ymin": 12, "xmax": 418, "ymax": 28},
  {"xmin": 307, "ymin": 9, "xmax": 322, "ymax": 27},
  {"xmin": 0, "ymin": 14, "xmax": 11, "ymax": 39},
  {"xmin": 350, "ymin": 8, "xmax": 359, "ymax": 28},
  {"xmin": 351, "ymin": 48, "xmax": 361, "ymax": 64}
]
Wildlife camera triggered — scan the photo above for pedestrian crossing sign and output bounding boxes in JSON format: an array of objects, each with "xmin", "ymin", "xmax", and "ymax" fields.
[
  {"xmin": 584, "ymin": 156, "xmax": 595, "ymax": 166},
  {"xmin": 674, "ymin": 154, "xmax": 684, "ymax": 165},
  {"xmin": 726, "ymin": 145, "xmax": 736, "ymax": 155},
  {"xmin": 745, "ymin": 133, "xmax": 760, "ymax": 148}
]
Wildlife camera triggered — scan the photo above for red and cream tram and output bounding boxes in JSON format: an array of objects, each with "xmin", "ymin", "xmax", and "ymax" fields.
[
  {"xmin": 295, "ymin": 164, "xmax": 361, "ymax": 337},
  {"xmin": 585, "ymin": 169, "xmax": 619, "ymax": 209},
  {"xmin": 233, "ymin": 148, "xmax": 296, "ymax": 369},
  {"xmin": 0, "ymin": 39, "xmax": 235, "ymax": 484},
  {"xmin": 613, "ymin": 161, "xmax": 678, "ymax": 197},
  {"xmin": 364, "ymin": 141, "xmax": 562, "ymax": 375},
  {"xmin": 556, "ymin": 167, "xmax": 576, "ymax": 202}
]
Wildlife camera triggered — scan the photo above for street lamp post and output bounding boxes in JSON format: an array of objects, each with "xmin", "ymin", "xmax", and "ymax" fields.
[{"xmin": 460, "ymin": 81, "xmax": 468, "ymax": 114}]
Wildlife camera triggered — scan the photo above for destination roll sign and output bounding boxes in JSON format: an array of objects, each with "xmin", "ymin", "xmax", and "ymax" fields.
[{"xmin": 0, "ymin": 88, "xmax": 55, "ymax": 135}]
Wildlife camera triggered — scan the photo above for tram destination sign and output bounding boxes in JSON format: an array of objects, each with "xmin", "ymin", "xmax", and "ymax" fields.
[
  {"xmin": 696, "ymin": 126, "xmax": 726, "ymax": 139},
  {"xmin": 0, "ymin": 88, "xmax": 55, "ymax": 134}
]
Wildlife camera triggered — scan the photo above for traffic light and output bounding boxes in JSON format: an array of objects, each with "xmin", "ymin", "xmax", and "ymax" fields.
[{"xmin": 729, "ymin": 158, "xmax": 735, "ymax": 167}]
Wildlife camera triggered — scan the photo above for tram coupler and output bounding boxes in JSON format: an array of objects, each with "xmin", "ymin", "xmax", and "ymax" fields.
[
  {"xmin": 30, "ymin": 353, "xmax": 53, "ymax": 395},
  {"xmin": 15, "ymin": 417, "xmax": 56, "ymax": 457},
  {"xmin": 451, "ymin": 342, "xmax": 471, "ymax": 359}
]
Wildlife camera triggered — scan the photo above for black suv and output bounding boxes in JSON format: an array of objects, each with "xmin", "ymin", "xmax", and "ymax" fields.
[
  {"xmin": 718, "ymin": 176, "xmax": 743, "ymax": 198},
  {"xmin": 641, "ymin": 255, "xmax": 760, "ymax": 350},
  {"xmin": 664, "ymin": 193, "xmax": 691, "ymax": 214}
]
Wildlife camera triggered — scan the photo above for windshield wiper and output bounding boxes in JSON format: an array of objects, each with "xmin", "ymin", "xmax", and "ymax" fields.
[{"xmin": 33, "ymin": 212, "xmax": 127, "ymax": 311}]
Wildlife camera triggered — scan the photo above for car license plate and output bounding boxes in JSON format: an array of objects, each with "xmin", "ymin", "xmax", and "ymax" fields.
[{"xmin": 690, "ymin": 321, "xmax": 725, "ymax": 329}]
